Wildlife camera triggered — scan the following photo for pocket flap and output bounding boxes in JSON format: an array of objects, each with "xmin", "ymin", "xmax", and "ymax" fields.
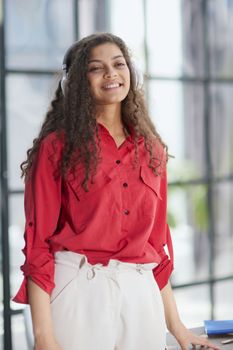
[
  {"xmin": 67, "ymin": 169, "xmax": 112, "ymax": 201},
  {"xmin": 140, "ymin": 166, "xmax": 162, "ymax": 200}
]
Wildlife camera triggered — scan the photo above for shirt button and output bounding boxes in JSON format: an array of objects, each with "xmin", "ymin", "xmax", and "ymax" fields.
[
  {"xmin": 28, "ymin": 222, "xmax": 33, "ymax": 227},
  {"xmin": 124, "ymin": 209, "xmax": 130, "ymax": 215},
  {"xmin": 116, "ymin": 160, "xmax": 121, "ymax": 164},
  {"xmin": 123, "ymin": 182, "xmax": 128, "ymax": 187}
]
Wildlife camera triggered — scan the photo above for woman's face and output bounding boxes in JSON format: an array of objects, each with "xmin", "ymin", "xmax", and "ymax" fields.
[{"xmin": 87, "ymin": 43, "xmax": 130, "ymax": 107}]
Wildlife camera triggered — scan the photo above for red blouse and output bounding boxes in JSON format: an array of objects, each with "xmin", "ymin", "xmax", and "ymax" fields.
[{"xmin": 13, "ymin": 123, "xmax": 174, "ymax": 304}]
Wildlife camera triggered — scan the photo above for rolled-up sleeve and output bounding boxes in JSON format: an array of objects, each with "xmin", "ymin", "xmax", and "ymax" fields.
[
  {"xmin": 149, "ymin": 160, "xmax": 174, "ymax": 290},
  {"xmin": 153, "ymin": 224, "xmax": 174, "ymax": 290},
  {"xmin": 12, "ymin": 135, "xmax": 62, "ymax": 304}
]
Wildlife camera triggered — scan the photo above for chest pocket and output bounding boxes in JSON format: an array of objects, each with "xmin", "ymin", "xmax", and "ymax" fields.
[
  {"xmin": 140, "ymin": 165, "xmax": 162, "ymax": 216},
  {"xmin": 140, "ymin": 165, "xmax": 162, "ymax": 199},
  {"xmin": 67, "ymin": 169, "xmax": 112, "ymax": 201}
]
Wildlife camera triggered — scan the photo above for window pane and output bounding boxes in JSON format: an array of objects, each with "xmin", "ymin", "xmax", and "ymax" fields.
[
  {"xmin": 109, "ymin": 0, "xmax": 145, "ymax": 69},
  {"xmin": 0, "ymin": 296, "xmax": 2, "ymax": 349},
  {"xmin": 169, "ymin": 185, "xmax": 209, "ymax": 285},
  {"xmin": 210, "ymin": 84, "xmax": 233, "ymax": 177},
  {"xmin": 149, "ymin": 81, "xmax": 205, "ymax": 181},
  {"xmin": 208, "ymin": 0, "xmax": 233, "ymax": 78},
  {"xmin": 181, "ymin": 0, "xmax": 205, "ymax": 77},
  {"xmin": 214, "ymin": 281, "xmax": 233, "ymax": 319},
  {"xmin": 12, "ymin": 314, "xmax": 28, "ymax": 350},
  {"xmin": 9, "ymin": 195, "xmax": 25, "ymax": 310},
  {"xmin": 213, "ymin": 183, "xmax": 233, "ymax": 278},
  {"xmin": 6, "ymin": 74, "xmax": 57, "ymax": 190},
  {"xmin": 79, "ymin": 0, "xmax": 108, "ymax": 37},
  {"xmin": 146, "ymin": 0, "xmax": 182, "ymax": 76},
  {"xmin": 174, "ymin": 285, "xmax": 211, "ymax": 328},
  {"xmin": 146, "ymin": 0, "xmax": 205, "ymax": 77},
  {"xmin": 5, "ymin": 0, "xmax": 74, "ymax": 70}
]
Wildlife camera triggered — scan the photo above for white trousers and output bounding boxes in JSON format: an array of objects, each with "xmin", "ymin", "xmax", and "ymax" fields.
[{"xmin": 50, "ymin": 251, "xmax": 167, "ymax": 350}]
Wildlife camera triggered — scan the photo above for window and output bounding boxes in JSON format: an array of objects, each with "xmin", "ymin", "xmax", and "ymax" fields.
[
  {"xmin": 1, "ymin": 0, "xmax": 233, "ymax": 348},
  {"xmin": 109, "ymin": 0, "xmax": 233, "ymax": 326}
]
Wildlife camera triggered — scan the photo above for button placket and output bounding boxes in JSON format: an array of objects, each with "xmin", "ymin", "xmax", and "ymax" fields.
[{"xmin": 118, "ymin": 163, "xmax": 131, "ymax": 231}]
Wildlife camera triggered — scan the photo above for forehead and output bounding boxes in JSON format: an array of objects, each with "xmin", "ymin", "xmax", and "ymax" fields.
[{"xmin": 88, "ymin": 43, "xmax": 124, "ymax": 61}]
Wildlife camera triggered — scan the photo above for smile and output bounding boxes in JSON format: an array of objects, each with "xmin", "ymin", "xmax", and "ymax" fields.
[{"xmin": 102, "ymin": 83, "xmax": 123, "ymax": 90}]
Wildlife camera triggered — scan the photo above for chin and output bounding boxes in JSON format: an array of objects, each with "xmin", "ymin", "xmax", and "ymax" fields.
[{"xmin": 95, "ymin": 97, "xmax": 125, "ymax": 105}]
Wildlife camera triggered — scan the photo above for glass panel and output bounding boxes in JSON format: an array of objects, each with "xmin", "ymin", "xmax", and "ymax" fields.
[
  {"xmin": 207, "ymin": 0, "xmax": 233, "ymax": 78},
  {"xmin": 0, "ymin": 302, "xmax": 2, "ymax": 349},
  {"xmin": 181, "ymin": 0, "xmax": 205, "ymax": 77},
  {"xmin": 79, "ymin": 0, "xmax": 98, "ymax": 38},
  {"xmin": 5, "ymin": 0, "xmax": 74, "ymax": 70},
  {"xmin": 174, "ymin": 285, "xmax": 211, "ymax": 328},
  {"xmin": 12, "ymin": 314, "xmax": 28, "ymax": 350},
  {"xmin": 148, "ymin": 81, "xmax": 206, "ymax": 182},
  {"xmin": 214, "ymin": 280, "xmax": 233, "ymax": 319},
  {"xmin": 79, "ymin": 0, "xmax": 108, "ymax": 37},
  {"xmin": 6, "ymin": 74, "xmax": 57, "ymax": 190},
  {"xmin": 109, "ymin": 0, "xmax": 145, "ymax": 69},
  {"xmin": 146, "ymin": 0, "xmax": 204, "ymax": 77},
  {"xmin": 213, "ymin": 183, "xmax": 233, "ymax": 278},
  {"xmin": 169, "ymin": 185, "xmax": 209, "ymax": 285},
  {"xmin": 210, "ymin": 84, "xmax": 233, "ymax": 177},
  {"xmin": 146, "ymin": 0, "xmax": 182, "ymax": 76},
  {"xmin": 9, "ymin": 195, "xmax": 25, "ymax": 310}
]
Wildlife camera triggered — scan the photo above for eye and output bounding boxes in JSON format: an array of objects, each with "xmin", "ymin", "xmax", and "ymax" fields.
[
  {"xmin": 88, "ymin": 66, "xmax": 103, "ymax": 72},
  {"xmin": 115, "ymin": 62, "xmax": 126, "ymax": 68}
]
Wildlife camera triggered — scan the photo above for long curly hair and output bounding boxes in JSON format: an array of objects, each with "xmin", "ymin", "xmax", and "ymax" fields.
[{"xmin": 21, "ymin": 32, "xmax": 168, "ymax": 190}]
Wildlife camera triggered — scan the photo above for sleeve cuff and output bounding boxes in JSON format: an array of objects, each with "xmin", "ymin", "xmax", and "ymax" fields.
[
  {"xmin": 12, "ymin": 275, "xmax": 55, "ymax": 304},
  {"xmin": 153, "ymin": 254, "xmax": 174, "ymax": 290},
  {"xmin": 12, "ymin": 255, "xmax": 55, "ymax": 304}
]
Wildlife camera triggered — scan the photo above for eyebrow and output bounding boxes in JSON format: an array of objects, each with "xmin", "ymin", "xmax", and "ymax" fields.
[{"xmin": 88, "ymin": 55, "xmax": 124, "ymax": 63}]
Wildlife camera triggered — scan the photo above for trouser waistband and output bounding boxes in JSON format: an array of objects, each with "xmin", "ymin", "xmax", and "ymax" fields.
[{"xmin": 54, "ymin": 251, "xmax": 158, "ymax": 280}]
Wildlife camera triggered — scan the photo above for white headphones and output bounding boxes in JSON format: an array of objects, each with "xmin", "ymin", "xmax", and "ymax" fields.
[
  {"xmin": 60, "ymin": 42, "xmax": 77, "ymax": 96},
  {"xmin": 61, "ymin": 63, "xmax": 68, "ymax": 96},
  {"xmin": 131, "ymin": 60, "xmax": 144, "ymax": 90}
]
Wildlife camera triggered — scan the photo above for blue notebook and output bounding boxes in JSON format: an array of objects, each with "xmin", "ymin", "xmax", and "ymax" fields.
[{"xmin": 204, "ymin": 320, "xmax": 233, "ymax": 335}]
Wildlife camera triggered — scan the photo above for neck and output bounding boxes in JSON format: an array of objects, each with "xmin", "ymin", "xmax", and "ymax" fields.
[{"xmin": 96, "ymin": 103, "xmax": 124, "ymax": 135}]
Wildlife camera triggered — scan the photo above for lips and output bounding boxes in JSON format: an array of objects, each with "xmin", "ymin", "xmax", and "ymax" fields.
[{"xmin": 102, "ymin": 82, "xmax": 123, "ymax": 90}]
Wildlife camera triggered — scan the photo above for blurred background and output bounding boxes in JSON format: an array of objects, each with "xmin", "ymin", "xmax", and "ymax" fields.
[{"xmin": 0, "ymin": 0, "xmax": 233, "ymax": 349}]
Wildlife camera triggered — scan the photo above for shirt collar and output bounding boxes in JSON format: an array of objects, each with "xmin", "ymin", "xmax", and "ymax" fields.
[{"xmin": 97, "ymin": 122, "xmax": 144, "ymax": 144}]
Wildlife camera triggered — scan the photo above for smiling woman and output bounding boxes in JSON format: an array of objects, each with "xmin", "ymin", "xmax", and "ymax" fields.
[{"xmin": 12, "ymin": 33, "xmax": 220, "ymax": 350}]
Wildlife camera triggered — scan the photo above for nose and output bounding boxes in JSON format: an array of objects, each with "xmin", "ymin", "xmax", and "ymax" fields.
[{"xmin": 103, "ymin": 66, "xmax": 117, "ymax": 79}]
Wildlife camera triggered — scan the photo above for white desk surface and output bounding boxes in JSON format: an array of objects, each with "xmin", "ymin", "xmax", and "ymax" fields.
[{"xmin": 166, "ymin": 326, "xmax": 233, "ymax": 350}]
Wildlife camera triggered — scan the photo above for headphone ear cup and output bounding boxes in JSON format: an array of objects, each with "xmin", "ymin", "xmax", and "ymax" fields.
[
  {"xmin": 61, "ymin": 75, "xmax": 67, "ymax": 96},
  {"xmin": 131, "ymin": 61, "xmax": 144, "ymax": 89}
]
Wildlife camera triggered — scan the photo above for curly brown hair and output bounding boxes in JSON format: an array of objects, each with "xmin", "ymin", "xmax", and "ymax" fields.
[{"xmin": 21, "ymin": 32, "xmax": 168, "ymax": 190}]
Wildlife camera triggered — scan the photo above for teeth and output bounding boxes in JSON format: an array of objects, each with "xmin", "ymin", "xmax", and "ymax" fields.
[{"xmin": 103, "ymin": 83, "xmax": 121, "ymax": 89}]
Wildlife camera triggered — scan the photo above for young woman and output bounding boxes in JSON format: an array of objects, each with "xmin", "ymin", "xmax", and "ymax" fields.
[{"xmin": 13, "ymin": 33, "xmax": 219, "ymax": 350}]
